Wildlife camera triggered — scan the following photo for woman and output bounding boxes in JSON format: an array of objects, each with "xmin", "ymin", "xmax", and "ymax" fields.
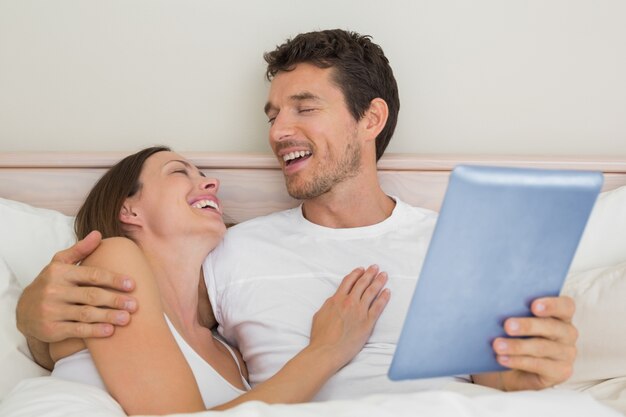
[{"xmin": 49, "ymin": 147, "xmax": 390, "ymax": 415}]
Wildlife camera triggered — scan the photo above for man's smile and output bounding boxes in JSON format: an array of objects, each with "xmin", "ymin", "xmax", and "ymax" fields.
[{"xmin": 283, "ymin": 150, "xmax": 312, "ymax": 166}]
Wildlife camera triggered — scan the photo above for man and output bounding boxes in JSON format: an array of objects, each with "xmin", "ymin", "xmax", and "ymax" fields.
[{"xmin": 17, "ymin": 29, "xmax": 576, "ymax": 400}]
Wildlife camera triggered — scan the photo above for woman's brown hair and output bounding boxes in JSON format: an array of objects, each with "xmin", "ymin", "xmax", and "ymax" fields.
[{"xmin": 75, "ymin": 146, "xmax": 171, "ymax": 240}]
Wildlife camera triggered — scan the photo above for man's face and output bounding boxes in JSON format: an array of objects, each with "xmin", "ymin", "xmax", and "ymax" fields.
[{"xmin": 264, "ymin": 63, "xmax": 362, "ymax": 200}]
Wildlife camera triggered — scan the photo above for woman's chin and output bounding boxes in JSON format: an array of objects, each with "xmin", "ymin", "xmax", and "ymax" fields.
[{"xmin": 200, "ymin": 225, "xmax": 227, "ymax": 249}]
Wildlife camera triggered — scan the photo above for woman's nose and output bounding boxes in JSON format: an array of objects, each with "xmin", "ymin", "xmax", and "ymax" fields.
[{"xmin": 199, "ymin": 177, "xmax": 219, "ymax": 192}]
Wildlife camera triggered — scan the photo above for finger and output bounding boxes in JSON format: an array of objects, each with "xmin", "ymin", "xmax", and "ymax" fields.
[
  {"xmin": 349, "ymin": 265, "xmax": 380, "ymax": 300},
  {"xmin": 368, "ymin": 288, "xmax": 391, "ymax": 322},
  {"xmin": 336, "ymin": 267, "xmax": 366, "ymax": 295},
  {"xmin": 531, "ymin": 296, "xmax": 575, "ymax": 323},
  {"xmin": 360, "ymin": 272, "xmax": 388, "ymax": 306},
  {"xmin": 61, "ymin": 264, "xmax": 135, "ymax": 293},
  {"xmin": 493, "ymin": 337, "xmax": 577, "ymax": 363},
  {"xmin": 52, "ymin": 230, "xmax": 102, "ymax": 265},
  {"xmin": 67, "ymin": 305, "xmax": 132, "ymax": 326},
  {"xmin": 496, "ymin": 355, "xmax": 573, "ymax": 385},
  {"xmin": 504, "ymin": 317, "xmax": 578, "ymax": 344},
  {"xmin": 63, "ymin": 286, "xmax": 137, "ymax": 312},
  {"xmin": 53, "ymin": 321, "xmax": 117, "ymax": 340}
]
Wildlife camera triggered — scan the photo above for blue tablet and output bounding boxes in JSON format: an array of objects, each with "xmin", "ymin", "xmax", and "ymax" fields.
[{"xmin": 388, "ymin": 165, "xmax": 602, "ymax": 381}]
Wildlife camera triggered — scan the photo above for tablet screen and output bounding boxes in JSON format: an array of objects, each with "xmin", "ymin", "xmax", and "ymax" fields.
[{"xmin": 389, "ymin": 165, "xmax": 602, "ymax": 380}]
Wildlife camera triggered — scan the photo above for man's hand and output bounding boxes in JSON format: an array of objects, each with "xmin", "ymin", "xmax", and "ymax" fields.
[
  {"xmin": 16, "ymin": 231, "xmax": 138, "ymax": 343},
  {"xmin": 472, "ymin": 296, "xmax": 578, "ymax": 391}
]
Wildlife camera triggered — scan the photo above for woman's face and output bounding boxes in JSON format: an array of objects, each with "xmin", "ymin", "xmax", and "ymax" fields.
[{"xmin": 124, "ymin": 151, "xmax": 226, "ymax": 246}]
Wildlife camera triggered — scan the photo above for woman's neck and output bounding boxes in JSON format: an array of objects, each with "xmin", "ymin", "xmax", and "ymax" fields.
[{"xmin": 137, "ymin": 234, "xmax": 214, "ymax": 333}]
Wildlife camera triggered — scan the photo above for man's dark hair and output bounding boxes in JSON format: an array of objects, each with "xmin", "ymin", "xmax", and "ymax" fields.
[{"xmin": 264, "ymin": 29, "xmax": 400, "ymax": 161}]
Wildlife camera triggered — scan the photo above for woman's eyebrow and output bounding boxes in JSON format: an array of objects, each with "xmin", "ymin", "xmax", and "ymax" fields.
[
  {"xmin": 164, "ymin": 159, "xmax": 205, "ymax": 176},
  {"xmin": 164, "ymin": 159, "xmax": 192, "ymax": 169}
]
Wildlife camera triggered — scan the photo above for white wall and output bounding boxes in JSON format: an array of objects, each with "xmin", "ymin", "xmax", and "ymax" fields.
[{"xmin": 0, "ymin": 0, "xmax": 625, "ymax": 155}]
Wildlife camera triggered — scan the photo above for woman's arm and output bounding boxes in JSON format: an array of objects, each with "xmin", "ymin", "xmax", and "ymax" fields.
[
  {"xmin": 80, "ymin": 238, "xmax": 205, "ymax": 416},
  {"xmin": 213, "ymin": 265, "xmax": 390, "ymax": 410}
]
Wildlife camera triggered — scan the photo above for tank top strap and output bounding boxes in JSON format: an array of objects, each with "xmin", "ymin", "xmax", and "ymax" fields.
[{"xmin": 214, "ymin": 336, "xmax": 247, "ymax": 384}]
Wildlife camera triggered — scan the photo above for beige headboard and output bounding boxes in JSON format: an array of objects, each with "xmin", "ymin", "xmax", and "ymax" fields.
[{"xmin": 1, "ymin": 152, "xmax": 625, "ymax": 224}]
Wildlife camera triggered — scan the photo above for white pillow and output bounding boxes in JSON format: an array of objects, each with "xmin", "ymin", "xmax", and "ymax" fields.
[
  {"xmin": 569, "ymin": 185, "xmax": 626, "ymax": 274},
  {"xmin": 0, "ymin": 257, "xmax": 50, "ymax": 401},
  {"xmin": 0, "ymin": 197, "xmax": 76, "ymax": 288},
  {"xmin": 561, "ymin": 261, "xmax": 626, "ymax": 385}
]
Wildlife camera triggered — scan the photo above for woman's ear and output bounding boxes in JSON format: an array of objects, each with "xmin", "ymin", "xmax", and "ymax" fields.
[
  {"xmin": 360, "ymin": 98, "xmax": 389, "ymax": 143},
  {"xmin": 119, "ymin": 201, "xmax": 142, "ymax": 227}
]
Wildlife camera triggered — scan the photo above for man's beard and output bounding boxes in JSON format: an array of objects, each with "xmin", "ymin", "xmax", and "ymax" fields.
[{"xmin": 285, "ymin": 139, "xmax": 361, "ymax": 200}]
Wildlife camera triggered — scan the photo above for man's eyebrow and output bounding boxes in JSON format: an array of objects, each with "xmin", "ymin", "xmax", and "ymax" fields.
[
  {"xmin": 264, "ymin": 92, "xmax": 322, "ymax": 115},
  {"xmin": 164, "ymin": 159, "xmax": 205, "ymax": 176},
  {"xmin": 264, "ymin": 101, "xmax": 275, "ymax": 116},
  {"xmin": 290, "ymin": 92, "xmax": 321, "ymax": 102}
]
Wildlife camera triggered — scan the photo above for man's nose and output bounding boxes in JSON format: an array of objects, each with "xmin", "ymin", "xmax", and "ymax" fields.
[{"xmin": 269, "ymin": 113, "xmax": 296, "ymax": 143}]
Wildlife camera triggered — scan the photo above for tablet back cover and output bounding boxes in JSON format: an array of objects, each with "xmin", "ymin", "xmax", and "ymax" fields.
[{"xmin": 388, "ymin": 165, "xmax": 602, "ymax": 380}]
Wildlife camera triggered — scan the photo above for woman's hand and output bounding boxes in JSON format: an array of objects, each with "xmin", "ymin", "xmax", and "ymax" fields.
[
  {"xmin": 213, "ymin": 266, "xmax": 391, "ymax": 409},
  {"xmin": 309, "ymin": 265, "xmax": 391, "ymax": 369}
]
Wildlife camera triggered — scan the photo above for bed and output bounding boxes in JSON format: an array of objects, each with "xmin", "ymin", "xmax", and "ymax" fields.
[{"xmin": 1, "ymin": 152, "xmax": 626, "ymax": 417}]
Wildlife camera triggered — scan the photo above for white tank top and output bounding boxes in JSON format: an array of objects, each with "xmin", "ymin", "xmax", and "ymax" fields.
[{"xmin": 52, "ymin": 315, "xmax": 250, "ymax": 408}]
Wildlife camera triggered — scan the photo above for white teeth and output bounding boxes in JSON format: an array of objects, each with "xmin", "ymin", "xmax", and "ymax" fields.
[
  {"xmin": 282, "ymin": 150, "xmax": 311, "ymax": 162},
  {"xmin": 192, "ymin": 199, "xmax": 219, "ymax": 211}
]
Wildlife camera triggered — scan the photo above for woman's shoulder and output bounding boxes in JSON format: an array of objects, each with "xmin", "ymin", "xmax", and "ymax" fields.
[
  {"xmin": 97, "ymin": 236, "xmax": 141, "ymax": 252},
  {"xmin": 83, "ymin": 236, "xmax": 148, "ymax": 274}
]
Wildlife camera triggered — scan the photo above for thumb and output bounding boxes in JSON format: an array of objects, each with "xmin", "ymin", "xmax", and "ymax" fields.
[{"xmin": 52, "ymin": 230, "xmax": 102, "ymax": 265}]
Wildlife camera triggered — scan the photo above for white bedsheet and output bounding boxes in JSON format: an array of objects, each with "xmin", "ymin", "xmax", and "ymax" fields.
[{"xmin": 0, "ymin": 377, "xmax": 621, "ymax": 417}]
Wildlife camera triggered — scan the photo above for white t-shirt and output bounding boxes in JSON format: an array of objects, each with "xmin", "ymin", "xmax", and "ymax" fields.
[{"xmin": 204, "ymin": 198, "xmax": 465, "ymax": 400}]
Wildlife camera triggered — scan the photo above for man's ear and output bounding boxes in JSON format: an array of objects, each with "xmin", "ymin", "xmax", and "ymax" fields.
[
  {"xmin": 360, "ymin": 98, "xmax": 389, "ymax": 143},
  {"xmin": 119, "ymin": 201, "xmax": 142, "ymax": 227}
]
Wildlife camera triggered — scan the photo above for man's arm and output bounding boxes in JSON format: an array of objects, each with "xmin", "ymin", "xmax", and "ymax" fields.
[
  {"xmin": 472, "ymin": 296, "xmax": 577, "ymax": 391},
  {"xmin": 15, "ymin": 231, "xmax": 138, "ymax": 369},
  {"xmin": 24, "ymin": 335, "xmax": 55, "ymax": 370}
]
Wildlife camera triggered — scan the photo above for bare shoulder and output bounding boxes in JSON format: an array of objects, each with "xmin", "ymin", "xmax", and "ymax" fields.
[
  {"xmin": 82, "ymin": 237, "xmax": 150, "ymax": 278},
  {"xmin": 89, "ymin": 236, "xmax": 142, "ymax": 257}
]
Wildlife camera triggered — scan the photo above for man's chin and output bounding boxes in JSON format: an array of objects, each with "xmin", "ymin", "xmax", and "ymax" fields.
[
  {"xmin": 286, "ymin": 181, "xmax": 329, "ymax": 200},
  {"xmin": 286, "ymin": 186, "xmax": 309, "ymax": 200},
  {"xmin": 285, "ymin": 178, "xmax": 312, "ymax": 200}
]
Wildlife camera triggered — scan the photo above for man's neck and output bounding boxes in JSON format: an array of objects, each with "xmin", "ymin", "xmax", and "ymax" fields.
[{"xmin": 301, "ymin": 183, "xmax": 395, "ymax": 228}]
